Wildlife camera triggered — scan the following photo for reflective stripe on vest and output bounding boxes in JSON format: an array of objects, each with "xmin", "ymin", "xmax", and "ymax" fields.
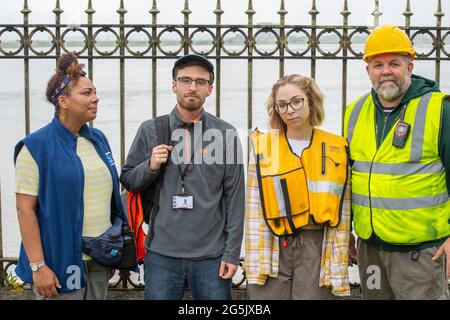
[
  {"xmin": 251, "ymin": 128, "xmax": 348, "ymax": 236},
  {"xmin": 345, "ymin": 91, "xmax": 450, "ymax": 244},
  {"xmin": 410, "ymin": 92, "xmax": 432, "ymax": 162},
  {"xmin": 346, "ymin": 93, "xmax": 370, "ymax": 146},
  {"xmin": 352, "ymin": 192, "xmax": 449, "ymax": 210},
  {"xmin": 352, "ymin": 161, "xmax": 443, "ymax": 175},
  {"xmin": 307, "ymin": 179, "xmax": 344, "ymax": 196},
  {"xmin": 272, "ymin": 175, "xmax": 288, "ymax": 218}
]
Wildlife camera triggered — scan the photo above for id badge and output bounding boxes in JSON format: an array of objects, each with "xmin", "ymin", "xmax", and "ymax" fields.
[{"xmin": 172, "ymin": 194, "xmax": 194, "ymax": 210}]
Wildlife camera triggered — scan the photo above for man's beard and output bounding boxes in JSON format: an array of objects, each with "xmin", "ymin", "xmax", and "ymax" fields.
[
  {"xmin": 375, "ymin": 74, "xmax": 411, "ymax": 101},
  {"xmin": 177, "ymin": 93, "xmax": 205, "ymax": 111}
]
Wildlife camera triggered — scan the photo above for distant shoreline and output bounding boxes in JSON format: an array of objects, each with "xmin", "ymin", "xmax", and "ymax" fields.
[{"xmin": 0, "ymin": 36, "xmax": 433, "ymax": 49}]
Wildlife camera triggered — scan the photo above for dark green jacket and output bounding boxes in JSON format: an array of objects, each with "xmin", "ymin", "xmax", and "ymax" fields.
[{"xmin": 366, "ymin": 74, "xmax": 450, "ymax": 251}]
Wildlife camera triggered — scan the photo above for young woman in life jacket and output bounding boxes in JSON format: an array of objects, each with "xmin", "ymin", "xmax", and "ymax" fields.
[{"xmin": 244, "ymin": 74, "xmax": 357, "ymax": 299}]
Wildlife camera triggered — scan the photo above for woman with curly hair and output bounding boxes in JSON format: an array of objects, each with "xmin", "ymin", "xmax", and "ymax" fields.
[{"xmin": 14, "ymin": 53, "xmax": 127, "ymax": 300}]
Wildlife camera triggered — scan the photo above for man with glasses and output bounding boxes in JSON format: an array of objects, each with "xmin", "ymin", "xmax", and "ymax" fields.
[{"xmin": 120, "ymin": 54, "xmax": 245, "ymax": 300}]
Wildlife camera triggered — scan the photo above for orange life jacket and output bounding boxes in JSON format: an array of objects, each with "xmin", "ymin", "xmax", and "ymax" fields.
[{"xmin": 251, "ymin": 128, "xmax": 349, "ymax": 236}]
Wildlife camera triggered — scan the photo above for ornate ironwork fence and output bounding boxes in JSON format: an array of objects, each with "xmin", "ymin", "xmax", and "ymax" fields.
[{"xmin": 1, "ymin": 0, "xmax": 449, "ymax": 290}]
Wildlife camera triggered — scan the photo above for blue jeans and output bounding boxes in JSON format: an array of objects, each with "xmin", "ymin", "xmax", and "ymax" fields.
[{"xmin": 144, "ymin": 251, "xmax": 232, "ymax": 300}]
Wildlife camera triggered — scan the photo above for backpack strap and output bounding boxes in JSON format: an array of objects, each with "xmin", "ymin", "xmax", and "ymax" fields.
[
  {"xmin": 155, "ymin": 114, "xmax": 170, "ymax": 146},
  {"xmin": 153, "ymin": 114, "xmax": 170, "ymax": 186},
  {"xmin": 147, "ymin": 114, "xmax": 171, "ymax": 244}
]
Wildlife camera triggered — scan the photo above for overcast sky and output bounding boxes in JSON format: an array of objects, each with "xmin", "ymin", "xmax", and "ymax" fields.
[{"xmin": 0, "ymin": 0, "xmax": 449, "ymax": 26}]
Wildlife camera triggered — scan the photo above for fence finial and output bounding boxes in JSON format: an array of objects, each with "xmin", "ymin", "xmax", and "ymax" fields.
[
  {"xmin": 434, "ymin": 0, "xmax": 444, "ymax": 27},
  {"xmin": 53, "ymin": 0, "xmax": 63, "ymax": 15},
  {"xmin": 403, "ymin": 0, "xmax": 412, "ymax": 29},
  {"xmin": 21, "ymin": 0, "xmax": 31, "ymax": 15},
  {"xmin": 117, "ymin": 0, "xmax": 127, "ymax": 15},
  {"xmin": 149, "ymin": 0, "xmax": 159, "ymax": 15},
  {"xmin": 85, "ymin": 0, "xmax": 95, "ymax": 15},
  {"xmin": 181, "ymin": 0, "xmax": 192, "ymax": 16},
  {"xmin": 214, "ymin": 0, "xmax": 224, "ymax": 16},
  {"xmin": 371, "ymin": 0, "xmax": 382, "ymax": 27},
  {"xmin": 309, "ymin": 0, "xmax": 319, "ymax": 19},
  {"xmin": 278, "ymin": 0, "xmax": 288, "ymax": 17},
  {"xmin": 403, "ymin": 0, "xmax": 412, "ymax": 16},
  {"xmin": 246, "ymin": 0, "xmax": 256, "ymax": 17},
  {"xmin": 341, "ymin": 0, "xmax": 351, "ymax": 25}
]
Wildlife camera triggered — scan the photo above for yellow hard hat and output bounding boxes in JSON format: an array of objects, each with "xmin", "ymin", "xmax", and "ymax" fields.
[{"xmin": 363, "ymin": 25, "xmax": 415, "ymax": 61}]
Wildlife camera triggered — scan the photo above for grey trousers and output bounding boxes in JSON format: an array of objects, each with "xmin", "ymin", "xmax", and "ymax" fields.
[
  {"xmin": 33, "ymin": 260, "xmax": 110, "ymax": 300},
  {"xmin": 357, "ymin": 240, "xmax": 449, "ymax": 300},
  {"xmin": 248, "ymin": 229, "xmax": 336, "ymax": 300}
]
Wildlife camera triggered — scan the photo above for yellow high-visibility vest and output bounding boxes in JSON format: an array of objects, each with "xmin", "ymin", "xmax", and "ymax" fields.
[
  {"xmin": 250, "ymin": 128, "xmax": 349, "ymax": 236},
  {"xmin": 344, "ymin": 92, "xmax": 450, "ymax": 244}
]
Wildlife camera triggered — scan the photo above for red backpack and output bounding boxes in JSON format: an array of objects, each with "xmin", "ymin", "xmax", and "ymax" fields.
[{"xmin": 125, "ymin": 115, "xmax": 170, "ymax": 263}]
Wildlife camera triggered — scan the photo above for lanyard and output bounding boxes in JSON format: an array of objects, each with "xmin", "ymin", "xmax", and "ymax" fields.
[
  {"xmin": 177, "ymin": 160, "xmax": 193, "ymax": 194},
  {"xmin": 176, "ymin": 121, "xmax": 204, "ymax": 194}
]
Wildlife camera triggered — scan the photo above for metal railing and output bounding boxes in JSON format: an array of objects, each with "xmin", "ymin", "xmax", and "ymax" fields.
[{"xmin": 1, "ymin": 0, "xmax": 449, "ymax": 290}]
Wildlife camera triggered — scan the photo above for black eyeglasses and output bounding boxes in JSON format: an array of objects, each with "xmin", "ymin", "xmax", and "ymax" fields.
[
  {"xmin": 177, "ymin": 77, "xmax": 210, "ymax": 88},
  {"xmin": 274, "ymin": 97, "xmax": 305, "ymax": 114}
]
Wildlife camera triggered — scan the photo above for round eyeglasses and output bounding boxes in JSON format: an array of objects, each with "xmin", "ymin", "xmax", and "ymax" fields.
[
  {"xmin": 274, "ymin": 97, "xmax": 305, "ymax": 114},
  {"xmin": 177, "ymin": 77, "xmax": 210, "ymax": 88}
]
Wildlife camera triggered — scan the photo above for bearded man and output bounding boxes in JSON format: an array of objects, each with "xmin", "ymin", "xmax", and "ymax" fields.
[
  {"xmin": 120, "ymin": 54, "xmax": 245, "ymax": 300},
  {"xmin": 344, "ymin": 25, "xmax": 450, "ymax": 300}
]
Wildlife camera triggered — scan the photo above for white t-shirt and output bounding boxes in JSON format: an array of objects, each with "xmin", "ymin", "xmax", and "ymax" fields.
[
  {"xmin": 15, "ymin": 138, "xmax": 113, "ymax": 259},
  {"xmin": 287, "ymin": 138, "xmax": 310, "ymax": 157}
]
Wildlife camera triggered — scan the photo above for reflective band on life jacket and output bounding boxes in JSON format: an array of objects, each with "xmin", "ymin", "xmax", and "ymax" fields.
[
  {"xmin": 127, "ymin": 192, "xmax": 147, "ymax": 262},
  {"xmin": 344, "ymin": 92, "xmax": 450, "ymax": 244},
  {"xmin": 250, "ymin": 128, "xmax": 349, "ymax": 236}
]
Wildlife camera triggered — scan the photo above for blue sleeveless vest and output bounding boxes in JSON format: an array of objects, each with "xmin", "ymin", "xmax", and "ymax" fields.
[{"xmin": 14, "ymin": 115, "xmax": 126, "ymax": 292}]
